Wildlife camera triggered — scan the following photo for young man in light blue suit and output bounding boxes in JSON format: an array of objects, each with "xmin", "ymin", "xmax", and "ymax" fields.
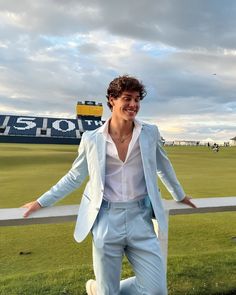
[{"xmin": 23, "ymin": 75, "xmax": 196, "ymax": 295}]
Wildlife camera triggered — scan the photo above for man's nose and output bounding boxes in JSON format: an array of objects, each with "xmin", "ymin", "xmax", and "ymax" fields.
[{"xmin": 129, "ymin": 99, "xmax": 138, "ymax": 107}]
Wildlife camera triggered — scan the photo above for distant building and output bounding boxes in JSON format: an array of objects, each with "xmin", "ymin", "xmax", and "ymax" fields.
[
  {"xmin": 173, "ymin": 140, "xmax": 200, "ymax": 146},
  {"xmin": 230, "ymin": 136, "xmax": 236, "ymax": 146}
]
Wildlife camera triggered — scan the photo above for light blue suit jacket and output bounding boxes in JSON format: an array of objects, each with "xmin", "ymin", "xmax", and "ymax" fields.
[{"xmin": 37, "ymin": 121, "xmax": 185, "ymax": 242}]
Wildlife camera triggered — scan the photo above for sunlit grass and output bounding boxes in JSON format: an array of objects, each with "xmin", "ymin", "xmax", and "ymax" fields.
[{"xmin": 0, "ymin": 143, "xmax": 236, "ymax": 294}]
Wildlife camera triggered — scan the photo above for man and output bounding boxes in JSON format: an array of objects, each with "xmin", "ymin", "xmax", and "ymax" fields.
[{"xmin": 23, "ymin": 75, "xmax": 196, "ymax": 295}]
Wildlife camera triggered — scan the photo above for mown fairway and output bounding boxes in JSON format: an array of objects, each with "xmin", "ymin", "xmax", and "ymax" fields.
[{"xmin": 0, "ymin": 143, "xmax": 236, "ymax": 295}]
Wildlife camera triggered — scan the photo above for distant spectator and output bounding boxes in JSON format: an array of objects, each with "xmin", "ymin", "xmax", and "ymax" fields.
[{"xmin": 212, "ymin": 143, "xmax": 219, "ymax": 152}]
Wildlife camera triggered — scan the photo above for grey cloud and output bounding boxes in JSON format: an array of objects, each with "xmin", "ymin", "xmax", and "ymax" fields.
[
  {"xmin": 107, "ymin": 50, "xmax": 236, "ymax": 107},
  {"xmin": 78, "ymin": 43, "xmax": 100, "ymax": 55},
  {"xmin": 0, "ymin": 0, "xmax": 236, "ymax": 141},
  {"xmin": 1, "ymin": 0, "xmax": 236, "ymax": 49}
]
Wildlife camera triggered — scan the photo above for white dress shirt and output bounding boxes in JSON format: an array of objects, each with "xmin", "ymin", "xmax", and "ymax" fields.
[{"xmin": 101, "ymin": 118, "xmax": 148, "ymax": 202}]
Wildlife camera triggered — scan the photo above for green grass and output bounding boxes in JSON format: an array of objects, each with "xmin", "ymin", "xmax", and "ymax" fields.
[
  {"xmin": 159, "ymin": 146, "xmax": 236, "ymax": 198},
  {"xmin": 0, "ymin": 143, "xmax": 236, "ymax": 294}
]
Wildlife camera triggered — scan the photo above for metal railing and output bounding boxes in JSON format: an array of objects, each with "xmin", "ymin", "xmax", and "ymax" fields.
[{"xmin": 1, "ymin": 197, "xmax": 236, "ymax": 269}]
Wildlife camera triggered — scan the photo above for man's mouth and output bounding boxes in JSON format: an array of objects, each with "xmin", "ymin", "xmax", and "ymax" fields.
[{"xmin": 125, "ymin": 109, "xmax": 137, "ymax": 115}]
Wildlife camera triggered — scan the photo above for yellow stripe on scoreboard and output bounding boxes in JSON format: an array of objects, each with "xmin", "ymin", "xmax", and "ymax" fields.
[{"xmin": 76, "ymin": 102, "xmax": 103, "ymax": 117}]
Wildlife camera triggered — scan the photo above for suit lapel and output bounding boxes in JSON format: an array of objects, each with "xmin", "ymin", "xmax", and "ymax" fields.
[
  {"xmin": 139, "ymin": 125, "xmax": 149, "ymax": 164},
  {"xmin": 96, "ymin": 132, "xmax": 106, "ymax": 187},
  {"xmin": 139, "ymin": 125, "xmax": 151, "ymax": 191}
]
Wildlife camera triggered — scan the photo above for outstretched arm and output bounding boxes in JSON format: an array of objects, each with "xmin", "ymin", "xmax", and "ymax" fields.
[
  {"xmin": 155, "ymin": 127, "xmax": 196, "ymax": 208},
  {"xmin": 22, "ymin": 132, "xmax": 89, "ymax": 217}
]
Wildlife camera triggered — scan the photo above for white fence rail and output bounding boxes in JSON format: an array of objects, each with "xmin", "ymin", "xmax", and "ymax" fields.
[{"xmin": 1, "ymin": 197, "xmax": 236, "ymax": 269}]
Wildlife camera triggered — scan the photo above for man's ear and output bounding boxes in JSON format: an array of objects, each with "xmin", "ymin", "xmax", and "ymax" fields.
[{"xmin": 109, "ymin": 96, "xmax": 114, "ymax": 107}]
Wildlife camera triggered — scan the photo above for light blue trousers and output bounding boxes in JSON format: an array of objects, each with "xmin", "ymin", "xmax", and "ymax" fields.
[{"xmin": 92, "ymin": 198, "xmax": 167, "ymax": 295}]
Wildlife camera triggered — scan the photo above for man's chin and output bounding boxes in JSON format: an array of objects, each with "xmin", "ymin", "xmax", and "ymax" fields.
[
  {"xmin": 124, "ymin": 112, "xmax": 137, "ymax": 120},
  {"xmin": 125, "ymin": 115, "xmax": 136, "ymax": 121}
]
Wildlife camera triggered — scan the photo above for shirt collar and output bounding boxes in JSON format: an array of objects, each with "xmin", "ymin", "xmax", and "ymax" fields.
[{"xmin": 98, "ymin": 117, "xmax": 142, "ymax": 141}]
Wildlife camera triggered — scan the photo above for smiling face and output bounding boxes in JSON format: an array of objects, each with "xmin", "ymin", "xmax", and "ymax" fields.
[{"xmin": 109, "ymin": 91, "xmax": 140, "ymax": 122}]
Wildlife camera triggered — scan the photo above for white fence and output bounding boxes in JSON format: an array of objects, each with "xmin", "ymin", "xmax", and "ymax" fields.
[{"xmin": 1, "ymin": 197, "xmax": 236, "ymax": 269}]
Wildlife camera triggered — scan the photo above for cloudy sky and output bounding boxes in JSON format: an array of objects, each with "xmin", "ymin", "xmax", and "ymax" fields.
[{"xmin": 0, "ymin": 0, "xmax": 236, "ymax": 142}]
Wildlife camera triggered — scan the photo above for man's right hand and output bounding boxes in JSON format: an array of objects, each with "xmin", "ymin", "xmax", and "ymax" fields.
[{"xmin": 22, "ymin": 201, "xmax": 42, "ymax": 218}]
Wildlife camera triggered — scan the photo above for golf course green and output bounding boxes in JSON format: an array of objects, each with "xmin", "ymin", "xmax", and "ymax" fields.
[{"xmin": 0, "ymin": 143, "xmax": 235, "ymax": 295}]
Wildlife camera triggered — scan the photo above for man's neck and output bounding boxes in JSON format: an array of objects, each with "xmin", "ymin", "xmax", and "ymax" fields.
[{"xmin": 109, "ymin": 117, "xmax": 134, "ymax": 137}]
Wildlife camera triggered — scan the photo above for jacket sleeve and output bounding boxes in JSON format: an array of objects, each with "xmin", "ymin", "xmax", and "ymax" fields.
[
  {"xmin": 155, "ymin": 126, "xmax": 185, "ymax": 202},
  {"xmin": 37, "ymin": 132, "xmax": 89, "ymax": 207}
]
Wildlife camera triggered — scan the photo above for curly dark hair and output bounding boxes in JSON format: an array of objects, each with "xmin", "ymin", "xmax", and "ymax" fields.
[{"xmin": 106, "ymin": 75, "xmax": 147, "ymax": 110}]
